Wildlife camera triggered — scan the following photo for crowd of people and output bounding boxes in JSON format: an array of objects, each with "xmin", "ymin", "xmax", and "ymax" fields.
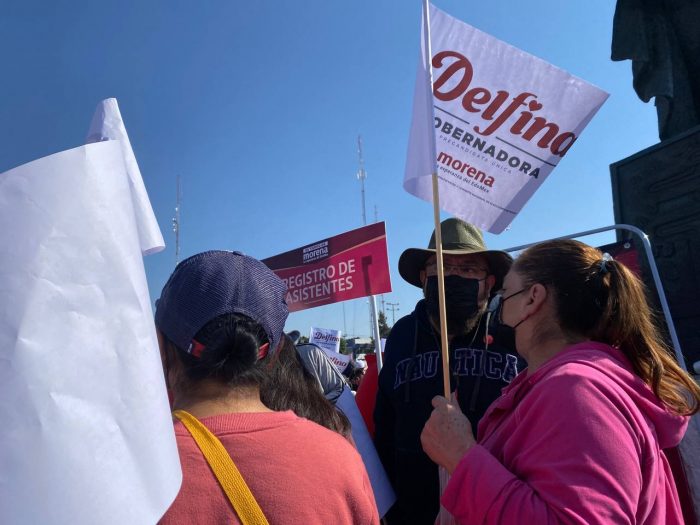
[{"xmin": 152, "ymin": 219, "xmax": 700, "ymax": 524}]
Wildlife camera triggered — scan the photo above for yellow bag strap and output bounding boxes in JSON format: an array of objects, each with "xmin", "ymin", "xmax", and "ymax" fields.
[{"xmin": 173, "ymin": 410, "xmax": 269, "ymax": 525}]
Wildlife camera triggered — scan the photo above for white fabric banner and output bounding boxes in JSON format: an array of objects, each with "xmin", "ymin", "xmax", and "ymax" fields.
[
  {"xmin": 336, "ymin": 386, "xmax": 396, "ymax": 517},
  {"xmin": 0, "ymin": 142, "xmax": 181, "ymax": 524},
  {"xmin": 86, "ymin": 98, "xmax": 165, "ymax": 255},
  {"xmin": 404, "ymin": 3, "xmax": 609, "ymax": 233},
  {"xmin": 320, "ymin": 347, "xmax": 352, "ymax": 374},
  {"xmin": 309, "ymin": 326, "xmax": 342, "ymax": 353}
]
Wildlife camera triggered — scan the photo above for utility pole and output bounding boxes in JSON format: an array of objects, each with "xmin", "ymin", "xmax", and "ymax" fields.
[
  {"xmin": 342, "ymin": 302, "xmax": 347, "ymax": 337},
  {"xmin": 356, "ymin": 135, "xmax": 383, "ymax": 370},
  {"xmin": 172, "ymin": 175, "xmax": 182, "ymax": 267},
  {"xmin": 386, "ymin": 302, "xmax": 400, "ymax": 326}
]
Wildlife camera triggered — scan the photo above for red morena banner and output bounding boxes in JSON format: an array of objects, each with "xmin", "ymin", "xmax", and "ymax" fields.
[
  {"xmin": 262, "ymin": 222, "xmax": 392, "ymax": 313},
  {"xmin": 598, "ymin": 240, "xmax": 642, "ymax": 277}
]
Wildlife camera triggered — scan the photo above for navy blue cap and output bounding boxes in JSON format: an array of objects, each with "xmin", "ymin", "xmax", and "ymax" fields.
[{"xmin": 155, "ymin": 250, "xmax": 288, "ymax": 357}]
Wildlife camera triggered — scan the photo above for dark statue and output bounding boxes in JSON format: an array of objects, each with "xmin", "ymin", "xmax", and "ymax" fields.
[{"xmin": 612, "ymin": 0, "xmax": 700, "ymax": 140}]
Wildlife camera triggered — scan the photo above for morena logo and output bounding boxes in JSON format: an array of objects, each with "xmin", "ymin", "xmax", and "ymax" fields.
[{"xmin": 432, "ymin": 50, "xmax": 577, "ymax": 158}]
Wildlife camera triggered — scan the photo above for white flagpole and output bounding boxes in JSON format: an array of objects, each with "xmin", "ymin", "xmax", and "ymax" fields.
[{"xmin": 422, "ymin": 0, "xmax": 450, "ymax": 398}]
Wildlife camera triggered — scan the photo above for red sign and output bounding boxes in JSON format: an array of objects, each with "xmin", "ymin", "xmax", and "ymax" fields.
[
  {"xmin": 262, "ymin": 223, "xmax": 392, "ymax": 313},
  {"xmin": 598, "ymin": 240, "xmax": 642, "ymax": 277}
]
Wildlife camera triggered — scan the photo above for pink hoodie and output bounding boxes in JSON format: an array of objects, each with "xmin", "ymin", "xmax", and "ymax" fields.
[{"xmin": 442, "ymin": 341, "xmax": 688, "ymax": 524}]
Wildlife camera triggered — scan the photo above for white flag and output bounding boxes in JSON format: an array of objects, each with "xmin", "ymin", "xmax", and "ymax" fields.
[
  {"xmin": 87, "ymin": 98, "xmax": 165, "ymax": 254},
  {"xmin": 309, "ymin": 326, "xmax": 343, "ymax": 353},
  {"xmin": 0, "ymin": 142, "xmax": 181, "ymax": 524},
  {"xmin": 336, "ymin": 387, "xmax": 396, "ymax": 517},
  {"xmin": 320, "ymin": 347, "xmax": 352, "ymax": 374},
  {"xmin": 404, "ymin": 3, "xmax": 609, "ymax": 233}
]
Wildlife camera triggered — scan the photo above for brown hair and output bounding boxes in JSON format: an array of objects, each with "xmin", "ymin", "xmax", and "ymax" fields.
[
  {"xmin": 514, "ymin": 239, "xmax": 700, "ymax": 416},
  {"xmin": 260, "ymin": 336, "xmax": 352, "ymax": 439}
]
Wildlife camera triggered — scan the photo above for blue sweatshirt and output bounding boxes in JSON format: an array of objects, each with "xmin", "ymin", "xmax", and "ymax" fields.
[{"xmin": 374, "ymin": 299, "xmax": 520, "ymax": 525}]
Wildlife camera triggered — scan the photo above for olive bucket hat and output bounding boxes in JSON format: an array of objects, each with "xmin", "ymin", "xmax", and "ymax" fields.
[{"xmin": 398, "ymin": 218, "xmax": 513, "ymax": 289}]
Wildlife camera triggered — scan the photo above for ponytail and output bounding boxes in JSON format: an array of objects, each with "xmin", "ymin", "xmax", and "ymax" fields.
[
  {"xmin": 172, "ymin": 313, "xmax": 268, "ymax": 388},
  {"xmin": 515, "ymin": 239, "xmax": 700, "ymax": 416},
  {"xmin": 590, "ymin": 259, "xmax": 700, "ymax": 416}
]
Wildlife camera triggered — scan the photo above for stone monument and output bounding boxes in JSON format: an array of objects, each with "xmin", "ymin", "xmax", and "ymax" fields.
[
  {"xmin": 611, "ymin": 2, "xmax": 700, "ymax": 521},
  {"xmin": 612, "ymin": 0, "xmax": 700, "ymax": 140},
  {"xmin": 610, "ymin": 0, "xmax": 700, "ymax": 371}
]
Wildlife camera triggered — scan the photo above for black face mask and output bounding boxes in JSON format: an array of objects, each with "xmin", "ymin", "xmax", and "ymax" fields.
[
  {"xmin": 488, "ymin": 316, "xmax": 517, "ymax": 354},
  {"xmin": 486, "ymin": 289, "xmax": 525, "ymax": 354},
  {"xmin": 425, "ymin": 275, "xmax": 482, "ymax": 335}
]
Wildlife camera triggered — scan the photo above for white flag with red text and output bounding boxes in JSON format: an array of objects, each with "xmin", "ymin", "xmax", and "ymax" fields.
[{"xmin": 404, "ymin": 3, "xmax": 608, "ymax": 233}]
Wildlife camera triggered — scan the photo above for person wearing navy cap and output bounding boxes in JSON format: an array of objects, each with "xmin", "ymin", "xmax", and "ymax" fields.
[{"xmin": 156, "ymin": 250, "xmax": 379, "ymax": 525}]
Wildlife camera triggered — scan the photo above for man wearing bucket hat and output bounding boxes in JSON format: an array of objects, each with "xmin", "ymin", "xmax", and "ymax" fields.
[{"xmin": 374, "ymin": 219, "xmax": 521, "ymax": 525}]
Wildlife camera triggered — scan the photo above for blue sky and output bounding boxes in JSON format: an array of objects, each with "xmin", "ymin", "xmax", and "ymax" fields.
[{"xmin": 0, "ymin": 0, "xmax": 660, "ymax": 338}]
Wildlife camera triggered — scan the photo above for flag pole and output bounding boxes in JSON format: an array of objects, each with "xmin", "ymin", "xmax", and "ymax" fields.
[
  {"xmin": 422, "ymin": 5, "xmax": 456, "ymax": 523},
  {"xmin": 422, "ymin": 0, "xmax": 450, "ymax": 398},
  {"xmin": 432, "ymin": 176, "xmax": 450, "ymax": 399}
]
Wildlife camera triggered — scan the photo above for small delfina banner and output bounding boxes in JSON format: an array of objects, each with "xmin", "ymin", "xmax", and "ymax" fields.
[
  {"xmin": 310, "ymin": 326, "xmax": 343, "ymax": 353},
  {"xmin": 262, "ymin": 222, "xmax": 392, "ymax": 313},
  {"xmin": 404, "ymin": 2, "xmax": 609, "ymax": 233}
]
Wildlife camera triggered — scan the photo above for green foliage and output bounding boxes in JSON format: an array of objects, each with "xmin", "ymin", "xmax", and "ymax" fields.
[{"xmin": 378, "ymin": 311, "xmax": 391, "ymax": 338}]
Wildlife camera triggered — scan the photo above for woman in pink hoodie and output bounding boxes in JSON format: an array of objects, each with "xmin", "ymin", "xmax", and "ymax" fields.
[{"xmin": 421, "ymin": 239, "xmax": 700, "ymax": 524}]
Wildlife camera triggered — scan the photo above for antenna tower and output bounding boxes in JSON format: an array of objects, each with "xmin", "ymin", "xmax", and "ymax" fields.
[
  {"xmin": 357, "ymin": 136, "xmax": 367, "ymax": 225},
  {"xmin": 356, "ymin": 136, "xmax": 383, "ymax": 367}
]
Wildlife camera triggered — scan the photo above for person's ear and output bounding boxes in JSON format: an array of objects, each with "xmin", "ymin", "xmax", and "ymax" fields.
[
  {"xmin": 156, "ymin": 330, "xmax": 169, "ymax": 371},
  {"xmin": 523, "ymin": 283, "xmax": 547, "ymax": 317},
  {"xmin": 156, "ymin": 330, "xmax": 178, "ymax": 396},
  {"xmin": 485, "ymin": 274, "xmax": 496, "ymax": 292}
]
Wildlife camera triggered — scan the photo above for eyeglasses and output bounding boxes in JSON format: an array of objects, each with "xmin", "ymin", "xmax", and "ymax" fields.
[{"xmin": 425, "ymin": 263, "xmax": 489, "ymax": 279}]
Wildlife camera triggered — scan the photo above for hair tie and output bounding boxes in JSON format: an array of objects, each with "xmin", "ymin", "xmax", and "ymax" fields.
[
  {"xmin": 186, "ymin": 339, "xmax": 207, "ymax": 358},
  {"xmin": 598, "ymin": 253, "xmax": 613, "ymax": 275}
]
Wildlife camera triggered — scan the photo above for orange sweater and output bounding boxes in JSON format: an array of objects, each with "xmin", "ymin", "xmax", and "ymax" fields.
[{"xmin": 160, "ymin": 410, "xmax": 379, "ymax": 524}]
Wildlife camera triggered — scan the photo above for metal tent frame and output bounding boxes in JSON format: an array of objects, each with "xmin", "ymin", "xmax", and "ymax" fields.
[{"xmin": 503, "ymin": 223, "xmax": 687, "ymax": 372}]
